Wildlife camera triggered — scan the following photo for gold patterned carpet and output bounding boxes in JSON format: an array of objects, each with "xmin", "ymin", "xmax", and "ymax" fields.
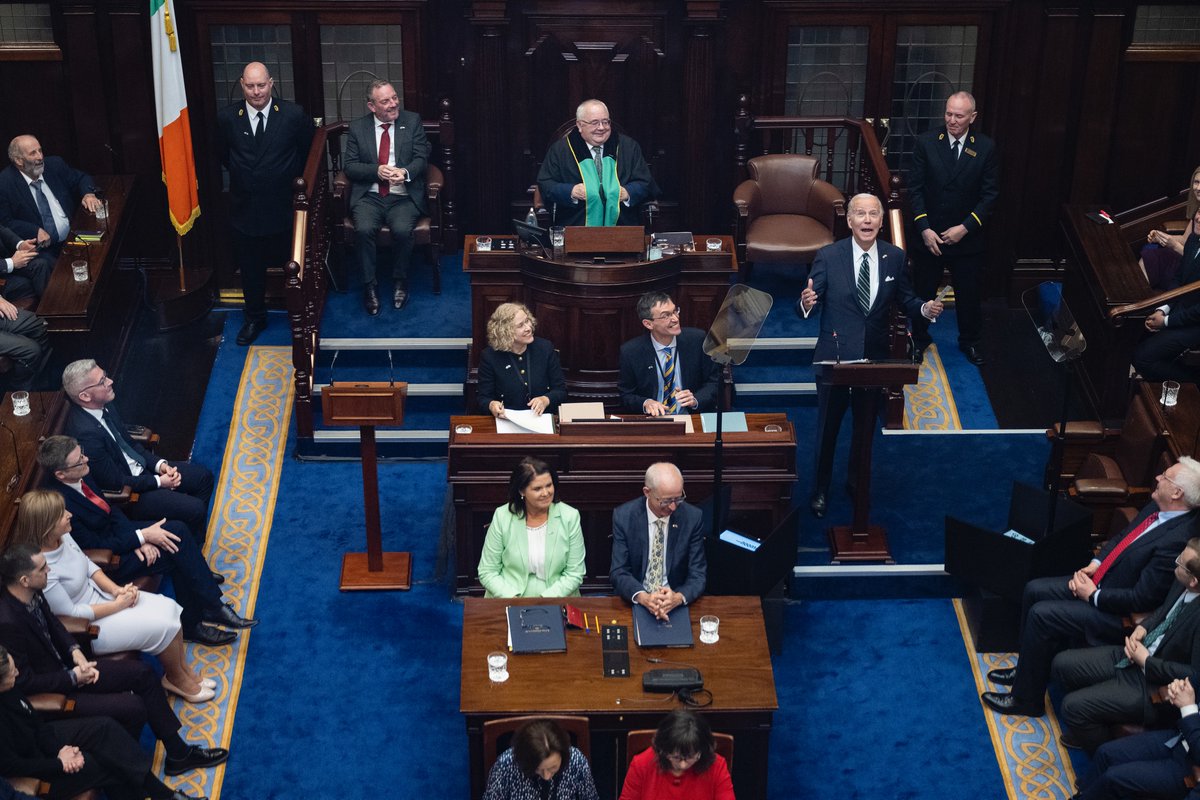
[
  {"xmin": 903, "ymin": 344, "xmax": 963, "ymax": 431},
  {"xmin": 955, "ymin": 599, "xmax": 1080, "ymax": 800},
  {"xmin": 153, "ymin": 346, "xmax": 294, "ymax": 798}
]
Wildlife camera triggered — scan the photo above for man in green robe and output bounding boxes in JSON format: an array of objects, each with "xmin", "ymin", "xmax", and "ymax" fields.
[{"xmin": 536, "ymin": 99, "xmax": 656, "ymax": 227}]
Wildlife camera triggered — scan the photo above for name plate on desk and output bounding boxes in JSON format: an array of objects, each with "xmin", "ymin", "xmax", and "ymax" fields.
[
  {"xmin": 558, "ymin": 419, "xmax": 686, "ymax": 437},
  {"xmin": 565, "ymin": 225, "xmax": 645, "ymax": 254}
]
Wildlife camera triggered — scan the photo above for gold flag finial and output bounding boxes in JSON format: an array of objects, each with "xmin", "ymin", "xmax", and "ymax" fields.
[{"xmin": 163, "ymin": 2, "xmax": 178, "ymax": 52}]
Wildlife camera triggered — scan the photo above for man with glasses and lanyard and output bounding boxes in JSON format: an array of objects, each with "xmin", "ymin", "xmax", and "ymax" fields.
[
  {"xmin": 536, "ymin": 98, "xmax": 655, "ymax": 227},
  {"xmin": 982, "ymin": 456, "xmax": 1200, "ymax": 718},
  {"xmin": 610, "ymin": 463, "xmax": 707, "ymax": 621},
  {"xmin": 619, "ymin": 291, "xmax": 721, "ymax": 415}
]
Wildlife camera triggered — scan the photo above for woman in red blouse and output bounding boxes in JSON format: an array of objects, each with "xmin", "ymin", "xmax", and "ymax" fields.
[{"xmin": 620, "ymin": 711, "xmax": 735, "ymax": 800}]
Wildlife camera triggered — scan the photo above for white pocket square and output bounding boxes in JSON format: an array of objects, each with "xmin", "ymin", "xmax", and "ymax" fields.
[
  {"xmin": 504, "ymin": 364, "xmax": 512, "ymax": 370},
  {"xmin": 884, "ymin": 275, "xmax": 895, "ymax": 282}
]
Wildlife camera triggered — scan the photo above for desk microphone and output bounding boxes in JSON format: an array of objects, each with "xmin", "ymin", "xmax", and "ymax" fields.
[
  {"xmin": 387, "ymin": 349, "xmax": 395, "ymax": 386},
  {"xmin": 327, "ymin": 349, "xmax": 340, "ymax": 384},
  {"xmin": 0, "ymin": 419, "xmax": 21, "ymax": 493},
  {"xmin": 907, "ymin": 330, "xmax": 917, "ymax": 363},
  {"xmin": 833, "ymin": 331, "xmax": 840, "ymax": 364}
]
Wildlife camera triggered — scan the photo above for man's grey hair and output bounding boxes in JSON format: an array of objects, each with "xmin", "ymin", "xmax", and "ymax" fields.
[
  {"xmin": 644, "ymin": 462, "xmax": 683, "ymax": 492},
  {"xmin": 847, "ymin": 193, "xmax": 882, "ymax": 216},
  {"xmin": 62, "ymin": 359, "xmax": 98, "ymax": 400},
  {"xmin": 575, "ymin": 99, "xmax": 608, "ymax": 122},
  {"xmin": 948, "ymin": 91, "xmax": 977, "ymax": 113},
  {"xmin": 366, "ymin": 79, "xmax": 394, "ymax": 103},
  {"xmin": 6, "ymin": 137, "xmax": 24, "ymax": 165},
  {"xmin": 1174, "ymin": 456, "xmax": 1200, "ymax": 508}
]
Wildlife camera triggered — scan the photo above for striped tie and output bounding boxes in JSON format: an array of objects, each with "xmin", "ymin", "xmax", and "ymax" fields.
[
  {"xmin": 1115, "ymin": 593, "xmax": 1188, "ymax": 668},
  {"xmin": 661, "ymin": 347, "xmax": 678, "ymax": 413},
  {"xmin": 857, "ymin": 252, "xmax": 872, "ymax": 315}
]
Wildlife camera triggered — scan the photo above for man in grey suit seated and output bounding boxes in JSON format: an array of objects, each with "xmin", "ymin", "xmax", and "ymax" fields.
[
  {"xmin": 343, "ymin": 79, "xmax": 429, "ymax": 315},
  {"xmin": 609, "ymin": 462, "xmax": 707, "ymax": 620}
]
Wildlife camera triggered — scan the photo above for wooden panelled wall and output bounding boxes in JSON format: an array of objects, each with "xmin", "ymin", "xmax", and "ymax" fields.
[{"xmin": 2, "ymin": 0, "xmax": 1197, "ymax": 304}]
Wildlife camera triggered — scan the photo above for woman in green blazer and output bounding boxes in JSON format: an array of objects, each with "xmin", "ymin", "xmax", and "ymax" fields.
[{"xmin": 478, "ymin": 457, "xmax": 586, "ymax": 597}]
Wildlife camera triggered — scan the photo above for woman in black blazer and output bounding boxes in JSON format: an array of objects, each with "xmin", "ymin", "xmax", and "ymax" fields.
[{"xmin": 478, "ymin": 303, "xmax": 567, "ymax": 417}]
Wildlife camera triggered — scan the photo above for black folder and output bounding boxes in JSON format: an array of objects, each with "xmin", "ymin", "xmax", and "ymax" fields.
[
  {"xmin": 632, "ymin": 603, "xmax": 694, "ymax": 648},
  {"xmin": 506, "ymin": 605, "xmax": 567, "ymax": 653}
]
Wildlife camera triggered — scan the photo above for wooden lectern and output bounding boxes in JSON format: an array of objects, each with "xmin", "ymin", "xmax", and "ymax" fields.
[
  {"xmin": 824, "ymin": 361, "xmax": 919, "ymax": 563},
  {"xmin": 321, "ymin": 382, "xmax": 411, "ymax": 590}
]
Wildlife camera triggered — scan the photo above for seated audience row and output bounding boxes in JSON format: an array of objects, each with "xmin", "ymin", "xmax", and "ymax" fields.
[
  {"xmin": 478, "ymin": 460, "xmax": 706, "ymax": 618},
  {"xmin": 483, "ymin": 711, "xmax": 733, "ymax": 800},
  {"xmin": 477, "ymin": 291, "xmax": 721, "ymax": 419}
]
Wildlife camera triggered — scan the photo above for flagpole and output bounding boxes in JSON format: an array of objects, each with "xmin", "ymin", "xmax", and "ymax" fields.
[{"xmin": 177, "ymin": 233, "xmax": 186, "ymax": 291}]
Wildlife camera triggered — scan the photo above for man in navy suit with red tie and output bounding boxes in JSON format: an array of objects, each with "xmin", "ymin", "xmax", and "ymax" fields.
[
  {"xmin": 343, "ymin": 79, "xmax": 429, "ymax": 315},
  {"xmin": 982, "ymin": 457, "xmax": 1200, "ymax": 717},
  {"xmin": 798, "ymin": 193, "xmax": 943, "ymax": 517},
  {"xmin": 907, "ymin": 92, "xmax": 999, "ymax": 366},
  {"xmin": 1134, "ymin": 206, "xmax": 1200, "ymax": 383}
]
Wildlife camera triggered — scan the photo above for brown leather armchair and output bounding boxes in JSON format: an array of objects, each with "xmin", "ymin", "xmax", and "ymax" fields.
[{"xmin": 733, "ymin": 154, "xmax": 845, "ymax": 282}]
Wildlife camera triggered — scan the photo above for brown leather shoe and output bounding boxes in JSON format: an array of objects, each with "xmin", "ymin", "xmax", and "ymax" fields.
[
  {"xmin": 363, "ymin": 284, "xmax": 380, "ymax": 316},
  {"xmin": 393, "ymin": 282, "xmax": 409, "ymax": 310}
]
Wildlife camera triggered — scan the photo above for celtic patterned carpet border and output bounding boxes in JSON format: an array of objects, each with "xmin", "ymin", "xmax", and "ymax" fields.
[
  {"xmin": 953, "ymin": 599, "xmax": 1079, "ymax": 800},
  {"xmin": 904, "ymin": 344, "xmax": 963, "ymax": 431},
  {"xmin": 154, "ymin": 346, "xmax": 294, "ymax": 799}
]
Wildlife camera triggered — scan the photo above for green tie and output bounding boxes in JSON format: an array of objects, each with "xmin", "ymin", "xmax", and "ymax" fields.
[{"xmin": 1116, "ymin": 595, "xmax": 1189, "ymax": 668}]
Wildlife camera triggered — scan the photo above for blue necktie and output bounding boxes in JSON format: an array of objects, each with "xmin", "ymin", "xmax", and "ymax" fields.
[{"xmin": 31, "ymin": 179, "xmax": 58, "ymax": 243}]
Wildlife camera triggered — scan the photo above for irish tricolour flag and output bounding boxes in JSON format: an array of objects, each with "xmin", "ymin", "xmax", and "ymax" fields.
[{"xmin": 150, "ymin": 0, "xmax": 200, "ymax": 235}]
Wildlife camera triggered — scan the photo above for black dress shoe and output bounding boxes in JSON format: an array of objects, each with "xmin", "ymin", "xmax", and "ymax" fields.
[
  {"xmin": 987, "ymin": 667, "xmax": 1017, "ymax": 685},
  {"xmin": 363, "ymin": 284, "xmax": 380, "ymax": 316},
  {"xmin": 1059, "ymin": 731, "xmax": 1085, "ymax": 751},
  {"xmin": 393, "ymin": 282, "xmax": 409, "ymax": 310},
  {"xmin": 183, "ymin": 623, "xmax": 236, "ymax": 647},
  {"xmin": 810, "ymin": 492, "xmax": 827, "ymax": 518},
  {"xmin": 981, "ymin": 691, "xmax": 1044, "ymax": 717},
  {"xmin": 205, "ymin": 602, "xmax": 259, "ymax": 629},
  {"xmin": 164, "ymin": 745, "xmax": 230, "ymax": 776},
  {"xmin": 235, "ymin": 317, "xmax": 267, "ymax": 346},
  {"xmin": 960, "ymin": 344, "xmax": 985, "ymax": 366},
  {"xmin": 210, "ymin": 570, "xmax": 225, "ymax": 585}
]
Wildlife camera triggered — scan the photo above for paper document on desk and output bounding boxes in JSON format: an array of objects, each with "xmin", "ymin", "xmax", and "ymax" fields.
[
  {"xmin": 700, "ymin": 412, "xmax": 747, "ymax": 432},
  {"xmin": 496, "ymin": 410, "xmax": 555, "ymax": 434},
  {"xmin": 558, "ymin": 402, "xmax": 605, "ymax": 422}
]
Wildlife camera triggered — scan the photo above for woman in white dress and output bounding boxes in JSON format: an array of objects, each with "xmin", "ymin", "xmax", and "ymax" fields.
[{"xmin": 12, "ymin": 490, "xmax": 216, "ymax": 703}]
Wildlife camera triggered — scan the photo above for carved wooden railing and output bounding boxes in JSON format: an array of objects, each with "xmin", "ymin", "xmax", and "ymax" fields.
[
  {"xmin": 733, "ymin": 96, "xmax": 911, "ymax": 428},
  {"xmin": 286, "ymin": 104, "xmax": 457, "ymax": 444},
  {"xmin": 285, "ymin": 123, "xmax": 334, "ymax": 442}
]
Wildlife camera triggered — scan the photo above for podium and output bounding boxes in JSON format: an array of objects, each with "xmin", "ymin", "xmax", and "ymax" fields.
[
  {"xmin": 823, "ymin": 360, "xmax": 919, "ymax": 562},
  {"xmin": 321, "ymin": 382, "xmax": 411, "ymax": 590}
]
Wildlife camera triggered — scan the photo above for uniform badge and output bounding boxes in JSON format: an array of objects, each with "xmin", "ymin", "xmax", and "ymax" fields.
[{"xmin": 965, "ymin": 148, "xmax": 977, "ymax": 157}]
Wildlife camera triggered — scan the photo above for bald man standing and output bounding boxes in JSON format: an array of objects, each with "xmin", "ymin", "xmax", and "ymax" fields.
[{"xmin": 216, "ymin": 61, "xmax": 313, "ymax": 345}]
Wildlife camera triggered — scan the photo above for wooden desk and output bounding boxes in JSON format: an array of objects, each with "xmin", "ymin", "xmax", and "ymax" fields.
[
  {"xmin": 1142, "ymin": 380, "xmax": 1200, "ymax": 461},
  {"xmin": 38, "ymin": 175, "xmax": 133, "ymax": 333},
  {"xmin": 460, "ymin": 595, "xmax": 777, "ymax": 800},
  {"xmin": 446, "ymin": 413, "xmax": 796, "ymax": 596},
  {"xmin": 462, "ymin": 235, "xmax": 736, "ymax": 407},
  {"xmin": 0, "ymin": 392, "xmax": 67, "ymax": 550}
]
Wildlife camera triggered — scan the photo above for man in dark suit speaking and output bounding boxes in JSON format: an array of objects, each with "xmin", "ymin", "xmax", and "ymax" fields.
[
  {"xmin": 343, "ymin": 79, "xmax": 429, "ymax": 315},
  {"xmin": 907, "ymin": 91, "xmax": 999, "ymax": 366},
  {"xmin": 798, "ymin": 193, "xmax": 943, "ymax": 517},
  {"xmin": 215, "ymin": 61, "xmax": 313, "ymax": 345},
  {"xmin": 610, "ymin": 463, "xmax": 706, "ymax": 620},
  {"xmin": 618, "ymin": 291, "xmax": 722, "ymax": 415}
]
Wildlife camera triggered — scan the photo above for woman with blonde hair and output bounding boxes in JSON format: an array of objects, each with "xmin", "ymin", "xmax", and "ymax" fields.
[
  {"xmin": 478, "ymin": 302, "xmax": 567, "ymax": 418},
  {"xmin": 1141, "ymin": 165, "xmax": 1200, "ymax": 289},
  {"xmin": 11, "ymin": 489, "xmax": 215, "ymax": 703}
]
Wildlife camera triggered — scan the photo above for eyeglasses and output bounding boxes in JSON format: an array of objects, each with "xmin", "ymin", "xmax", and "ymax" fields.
[
  {"xmin": 651, "ymin": 308, "xmax": 682, "ymax": 322},
  {"xmin": 77, "ymin": 371, "xmax": 111, "ymax": 395},
  {"xmin": 849, "ymin": 209, "xmax": 882, "ymax": 220},
  {"xmin": 64, "ymin": 451, "xmax": 88, "ymax": 470},
  {"xmin": 652, "ymin": 491, "xmax": 686, "ymax": 506},
  {"xmin": 580, "ymin": 118, "xmax": 611, "ymax": 129},
  {"xmin": 666, "ymin": 753, "xmax": 701, "ymax": 766}
]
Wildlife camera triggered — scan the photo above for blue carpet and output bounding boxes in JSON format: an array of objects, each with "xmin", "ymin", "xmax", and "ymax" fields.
[{"xmin": 188, "ymin": 274, "xmax": 1063, "ymax": 798}]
